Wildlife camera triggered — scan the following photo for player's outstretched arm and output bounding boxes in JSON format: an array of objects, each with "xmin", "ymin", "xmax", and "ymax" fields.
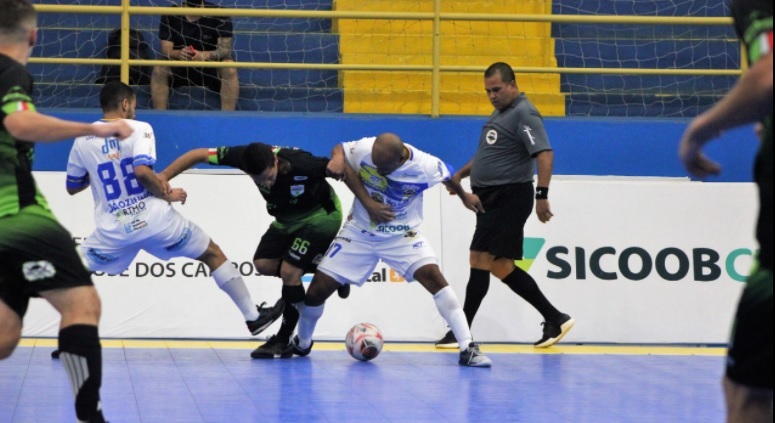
[
  {"xmin": 160, "ymin": 148, "xmax": 210, "ymax": 181},
  {"xmin": 4, "ymin": 111, "xmax": 132, "ymax": 142},
  {"xmin": 680, "ymin": 52, "xmax": 773, "ymax": 177}
]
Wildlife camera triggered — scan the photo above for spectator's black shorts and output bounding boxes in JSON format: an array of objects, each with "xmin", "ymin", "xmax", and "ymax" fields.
[
  {"xmin": 470, "ymin": 182, "xmax": 534, "ymax": 260},
  {"xmin": 726, "ymin": 266, "xmax": 773, "ymax": 390},
  {"xmin": 254, "ymin": 208, "xmax": 342, "ymax": 274},
  {"xmin": 0, "ymin": 207, "xmax": 93, "ymax": 318},
  {"xmin": 170, "ymin": 53, "xmax": 235, "ymax": 92}
]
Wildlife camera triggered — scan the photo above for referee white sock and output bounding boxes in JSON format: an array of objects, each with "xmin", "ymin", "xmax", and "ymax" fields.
[
  {"xmin": 212, "ymin": 261, "xmax": 259, "ymax": 321},
  {"xmin": 298, "ymin": 303, "xmax": 325, "ymax": 349},
  {"xmin": 433, "ymin": 286, "xmax": 473, "ymax": 352}
]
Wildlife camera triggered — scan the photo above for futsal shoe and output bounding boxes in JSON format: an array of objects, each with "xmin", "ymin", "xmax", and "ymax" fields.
[
  {"xmin": 290, "ymin": 335, "xmax": 314, "ymax": 357},
  {"xmin": 251, "ymin": 335, "xmax": 293, "ymax": 359},
  {"xmin": 246, "ymin": 298, "xmax": 285, "ymax": 336},
  {"xmin": 434, "ymin": 330, "xmax": 458, "ymax": 349},
  {"xmin": 534, "ymin": 313, "xmax": 575, "ymax": 348},
  {"xmin": 51, "ymin": 349, "xmax": 61, "ymax": 359},
  {"xmin": 337, "ymin": 283, "xmax": 351, "ymax": 299},
  {"xmin": 459, "ymin": 342, "xmax": 492, "ymax": 367}
]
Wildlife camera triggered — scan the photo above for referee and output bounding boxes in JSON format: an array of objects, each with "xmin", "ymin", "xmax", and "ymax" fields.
[{"xmin": 436, "ymin": 62, "xmax": 574, "ymax": 348}]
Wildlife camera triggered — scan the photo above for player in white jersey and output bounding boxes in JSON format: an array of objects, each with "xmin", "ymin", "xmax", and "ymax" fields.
[
  {"xmin": 63, "ymin": 82, "xmax": 283, "ymax": 342},
  {"xmin": 291, "ymin": 133, "xmax": 492, "ymax": 367}
]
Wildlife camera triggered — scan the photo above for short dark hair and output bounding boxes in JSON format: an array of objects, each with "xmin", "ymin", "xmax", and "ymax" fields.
[
  {"xmin": 241, "ymin": 143, "xmax": 276, "ymax": 175},
  {"xmin": 0, "ymin": 0, "xmax": 36, "ymax": 43},
  {"xmin": 99, "ymin": 81, "xmax": 136, "ymax": 112},
  {"xmin": 484, "ymin": 62, "xmax": 516, "ymax": 84}
]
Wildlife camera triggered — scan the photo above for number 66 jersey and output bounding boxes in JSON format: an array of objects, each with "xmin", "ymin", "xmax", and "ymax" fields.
[{"xmin": 66, "ymin": 119, "xmax": 171, "ymax": 244}]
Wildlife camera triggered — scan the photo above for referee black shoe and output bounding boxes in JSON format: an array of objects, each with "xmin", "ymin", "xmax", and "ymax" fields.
[
  {"xmin": 534, "ymin": 313, "xmax": 575, "ymax": 348},
  {"xmin": 246, "ymin": 299, "xmax": 285, "ymax": 336},
  {"xmin": 251, "ymin": 335, "xmax": 293, "ymax": 359},
  {"xmin": 434, "ymin": 330, "xmax": 458, "ymax": 349},
  {"xmin": 337, "ymin": 283, "xmax": 351, "ymax": 299}
]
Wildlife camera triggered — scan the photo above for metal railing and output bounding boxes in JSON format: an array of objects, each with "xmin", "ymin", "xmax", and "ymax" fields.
[{"xmin": 31, "ymin": 0, "xmax": 738, "ymax": 116}]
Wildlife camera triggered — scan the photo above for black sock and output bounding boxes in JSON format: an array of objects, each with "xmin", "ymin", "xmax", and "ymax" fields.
[
  {"xmin": 276, "ymin": 284, "xmax": 306, "ymax": 343},
  {"xmin": 501, "ymin": 267, "xmax": 562, "ymax": 323},
  {"xmin": 58, "ymin": 324, "xmax": 105, "ymax": 422},
  {"xmin": 463, "ymin": 268, "xmax": 491, "ymax": 326}
]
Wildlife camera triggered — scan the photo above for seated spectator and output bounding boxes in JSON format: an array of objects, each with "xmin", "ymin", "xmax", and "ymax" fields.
[{"xmin": 151, "ymin": 0, "xmax": 238, "ymax": 110}]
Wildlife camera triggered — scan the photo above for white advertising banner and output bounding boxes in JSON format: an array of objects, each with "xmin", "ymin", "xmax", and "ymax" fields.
[{"xmin": 25, "ymin": 173, "xmax": 756, "ymax": 344}]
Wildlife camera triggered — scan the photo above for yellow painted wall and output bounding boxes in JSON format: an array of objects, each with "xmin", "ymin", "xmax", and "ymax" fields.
[{"xmin": 335, "ymin": 0, "xmax": 565, "ymax": 115}]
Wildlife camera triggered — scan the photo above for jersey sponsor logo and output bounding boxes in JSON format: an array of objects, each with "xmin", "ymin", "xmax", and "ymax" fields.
[
  {"xmin": 87, "ymin": 248, "xmax": 119, "ymax": 265},
  {"xmin": 124, "ymin": 219, "xmax": 148, "ymax": 234},
  {"xmin": 294, "ymin": 176, "xmax": 309, "ymax": 181},
  {"xmin": 404, "ymin": 230, "xmax": 418, "ymax": 238},
  {"xmin": 486, "ymin": 129, "xmax": 498, "ymax": 145},
  {"xmin": 22, "ymin": 261, "xmax": 56, "ymax": 282},
  {"xmin": 376, "ymin": 224, "xmax": 412, "ymax": 233},
  {"xmin": 164, "ymin": 227, "xmax": 192, "ymax": 252},
  {"xmin": 290, "ymin": 184, "xmax": 305, "ymax": 197},
  {"xmin": 523, "ymin": 125, "xmax": 537, "ymax": 145},
  {"xmin": 101, "ymin": 137, "xmax": 121, "ymax": 159},
  {"xmin": 107, "ymin": 191, "xmax": 152, "ymax": 214},
  {"xmin": 412, "ymin": 241, "xmax": 424, "ymax": 249}
]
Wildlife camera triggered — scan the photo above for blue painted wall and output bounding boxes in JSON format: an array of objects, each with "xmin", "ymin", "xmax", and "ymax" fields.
[{"xmin": 33, "ymin": 110, "xmax": 759, "ymax": 183}]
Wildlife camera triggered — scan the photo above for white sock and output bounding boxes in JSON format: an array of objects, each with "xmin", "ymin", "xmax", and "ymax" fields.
[
  {"xmin": 433, "ymin": 286, "xmax": 473, "ymax": 352},
  {"xmin": 212, "ymin": 261, "xmax": 259, "ymax": 321},
  {"xmin": 298, "ymin": 303, "xmax": 325, "ymax": 349}
]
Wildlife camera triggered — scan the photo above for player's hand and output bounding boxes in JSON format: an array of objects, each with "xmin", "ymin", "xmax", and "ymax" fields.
[
  {"xmin": 679, "ymin": 119, "xmax": 722, "ymax": 178},
  {"xmin": 365, "ymin": 200, "xmax": 395, "ymax": 223},
  {"xmin": 326, "ymin": 159, "xmax": 347, "ymax": 181},
  {"xmin": 444, "ymin": 174, "xmax": 462, "ymax": 196},
  {"xmin": 93, "ymin": 120, "xmax": 133, "ymax": 140},
  {"xmin": 176, "ymin": 47, "xmax": 196, "ymax": 61},
  {"xmin": 166, "ymin": 188, "xmax": 187, "ymax": 205},
  {"xmin": 461, "ymin": 192, "xmax": 484, "ymax": 214},
  {"xmin": 156, "ymin": 173, "xmax": 172, "ymax": 196},
  {"xmin": 535, "ymin": 199, "xmax": 553, "ymax": 223}
]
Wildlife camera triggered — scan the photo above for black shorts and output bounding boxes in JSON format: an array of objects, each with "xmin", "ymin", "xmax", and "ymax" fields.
[
  {"xmin": 470, "ymin": 182, "xmax": 533, "ymax": 260},
  {"xmin": 171, "ymin": 66, "xmax": 221, "ymax": 92},
  {"xmin": 726, "ymin": 266, "xmax": 773, "ymax": 390},
  {"xmin": 254, "ymin": 210, "xmax": 342, "ymax": 274},
  {"xmin": 0, "ymin": 207, "xmax": 93, "ymax": 318}
]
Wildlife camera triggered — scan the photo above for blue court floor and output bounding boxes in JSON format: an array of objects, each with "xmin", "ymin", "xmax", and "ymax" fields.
[{"xmin": 0, "ymin": 341, "xmax": 726, "ymax": 423}]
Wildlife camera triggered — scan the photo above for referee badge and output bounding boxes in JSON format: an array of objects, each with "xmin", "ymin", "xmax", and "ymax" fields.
[{"xmin": 486, "ymin": 129, "xmax": 498, "ymax": 145}]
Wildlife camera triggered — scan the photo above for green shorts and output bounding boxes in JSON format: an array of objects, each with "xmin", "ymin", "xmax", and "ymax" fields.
[
  {"xmin": 726, "ymin": 266, "xmax": 773, "ymax": 390},
  {"xmin": 0, "ymin": 206, "xmax": 93, "ymax": 318},
  {"xmin": 254, "ymin": 206, "xmax": 342, "ymax": 274}
]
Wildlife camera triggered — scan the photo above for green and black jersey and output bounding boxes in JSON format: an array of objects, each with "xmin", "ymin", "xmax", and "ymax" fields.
[
  {"xmin": 0, "ymin": 53, "xmax": 51, "ymax": 220},
  {"xmin": 732, "ymin": 0, "xmax": 773, "ymax": 270},
  {"xmin": 208, "ymin": 145, "xmax": 340, "ymax": 225}
]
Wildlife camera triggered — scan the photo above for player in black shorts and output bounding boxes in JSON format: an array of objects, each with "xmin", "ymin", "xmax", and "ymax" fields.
[
  {"xmin": 151, "ymin": 0, "xmax": 239, "ymax": 110},
  {"xmin": 161, "ymin": 143, "xmax": 345, "ymax": 358},
  {"xmin": 436, "ymin": 62, "xmax": 574, "ymax": 349},
  {"xmin": 680, "ymin": 1, "xmax": 772, "ymax": 421},
  {"xmin": 1, "ymin": 1, "xmax": 134, "ymax": 421}
]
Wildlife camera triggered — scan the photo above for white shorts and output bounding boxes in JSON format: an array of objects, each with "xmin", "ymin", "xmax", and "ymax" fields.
[
  {"xmin": 80, "ymin": 210, "xmax": 210, "ymax": 275},
  {"xmin": 317, "ymin": 224, "xmax": 439, "ymax": 286}
]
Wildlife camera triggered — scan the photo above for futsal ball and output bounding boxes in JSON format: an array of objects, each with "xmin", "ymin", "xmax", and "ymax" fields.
[{"xmin": 345, "ymin": 323, "xmax": 384, "ymax": 361}]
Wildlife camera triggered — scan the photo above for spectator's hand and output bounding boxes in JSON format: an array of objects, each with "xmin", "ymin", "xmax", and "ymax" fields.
[
  {"xmin": 93, "ymin": 120, "xmax": 133, "ymax": 140},
  {"xmin": 365, "ymin": 200, "xmax": 395, "ymax": 223},
  {"xmin": 444, "ymin": 173, "xmax": 462, "ymax": 196},
  {"xmin": 326, "ymin": 158, "xmax": 347, "ymax": 181},
  {"xmin": 755, "ymin": 123, "xmax": 765, "ymax": 140},
  {"xmin": 461, "ymin": 192, "xmax": 484, "ymax": 214},
  {"xmin": 679, "ymin": 119, "xmax": 722, "ymax": 178},
  {"xmin": 175, "ymin": 47, "xmax": 197, "ymax": 61},
  {"xmin": 166, "ymin": 188, "xmax": 187, "ymax": 205},
  {"xmin": 535, "ymin": 199, "xmax": 553, "ymax": 223}
]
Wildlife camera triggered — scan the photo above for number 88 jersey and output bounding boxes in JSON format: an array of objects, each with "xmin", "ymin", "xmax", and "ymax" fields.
[{"xmin": 67, "ymin": 119, "xmax": 171, "ymax": 243}]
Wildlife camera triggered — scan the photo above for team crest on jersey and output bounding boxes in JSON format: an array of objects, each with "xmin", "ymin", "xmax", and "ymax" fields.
[
  {"xmin": 486, "ymin": 129, "xmax": 498, "ymax": 145},
  {"xmin": 290, "ymin": 184, "xmax": 305, "ymax": 197}
]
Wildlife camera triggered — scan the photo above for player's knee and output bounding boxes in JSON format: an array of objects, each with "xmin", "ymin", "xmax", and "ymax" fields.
[
  {"xmin": 0, "ymin": 328, "xmax": 21, "ymax": 360},
  {"xmin": 491, "ymin": 259, "xmax": 514, "ymax": 280},
  {"xmin": 219, "ymin": 67, "xmax": 238, "ymax": 81},
  {"xmin": 254, "ymin": 259, "xmax": 280, "ymax": 277}
]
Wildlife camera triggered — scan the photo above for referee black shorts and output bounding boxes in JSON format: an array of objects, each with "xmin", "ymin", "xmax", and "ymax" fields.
[
  {"xmin": 470, "ymin": 182, "xmax": 533, "ymax": 260},
  {"xmin": 0, "ymin": 207, "xmax": 93, "ymax": 319}
]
